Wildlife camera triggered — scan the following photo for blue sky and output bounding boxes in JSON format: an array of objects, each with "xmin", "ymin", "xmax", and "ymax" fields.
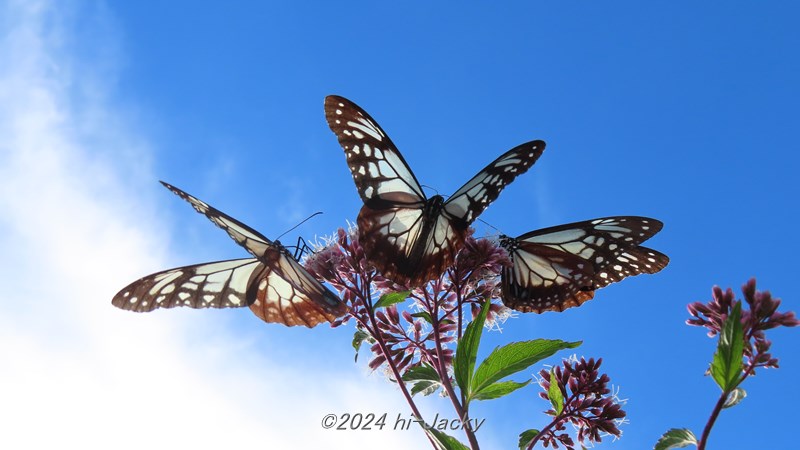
[{"xmin": 1, "ymin": 1, "xmax": 798, "ymax": 449}]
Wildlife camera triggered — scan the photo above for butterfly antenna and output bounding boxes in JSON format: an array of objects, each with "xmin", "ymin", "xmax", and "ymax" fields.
[
  {"xmin": 275, "ymin": 211, "xmax": 323, "ymax": 243},
  {"xmin": 420, "ymin": 184, "xmax": 441, "ymax": 197},
  {"xmin": 477, "ymin": 218, "xmax": 504, "ymax": 239}
]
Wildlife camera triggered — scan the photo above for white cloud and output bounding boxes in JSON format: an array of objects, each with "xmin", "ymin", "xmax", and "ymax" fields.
[{"xmin": 0, "ymin": 2, "xmax": 427, "ymax": 448}]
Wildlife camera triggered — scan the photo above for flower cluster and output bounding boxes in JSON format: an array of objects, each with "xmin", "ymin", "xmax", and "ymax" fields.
[
  {"xmin": 303, "ymin": 227, "xmax": 512, "ymax": 376},
  {"xmin": 687, "ymin": 278, "xmax": 799, "ymax": 371},
  {"xmin": 534, "ymin": 357, "xmax": 626, "ymax": 450}
]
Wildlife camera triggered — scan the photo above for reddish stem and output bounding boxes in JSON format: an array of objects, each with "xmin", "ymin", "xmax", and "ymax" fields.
[
  {"xmin": 356, "ymin": 278, "xmax": 438, "ymax": 449},
  {"xmin": 697, "ymin": 363, "xmax": 756, "ymax": 450},
  {"xmin": 431, "ymin": 310, "xmax": 480, "ymax": 450}
]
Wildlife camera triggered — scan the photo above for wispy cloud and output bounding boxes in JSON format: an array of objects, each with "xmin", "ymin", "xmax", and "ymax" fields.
[{"xmin": 0, "ymin": 2, "xmax": 425, "ymax": 448}]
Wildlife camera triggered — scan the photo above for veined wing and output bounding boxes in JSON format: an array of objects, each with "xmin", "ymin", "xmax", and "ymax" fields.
[
  {"xmin": 160, "ymin": 181, "xmax": 273, "ymax": 260},
  {"xmin": 112, "ymin": 256, "xmax": 345, "ymax": 327},
  {"xmin": 112, "ymin": 258, "xmax": 265, "ymax": 312},
  {"xmin": 500, "ymin": 216, "xmax": 669, "ymax": 313},
  {"xmin": 324, "ymin": 95, "xmax": 425, "ymax": 208},
  {"xmin": 112, "ymin": 183, "xmax": 347, "ymax": 327},
  {"xmin": 444, "ymin": 140, "xmax": 545, "ymax": 226}
]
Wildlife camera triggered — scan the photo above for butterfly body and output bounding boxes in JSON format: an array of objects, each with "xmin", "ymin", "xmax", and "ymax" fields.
[
  {"xmin": 112, "ymin": 182, "xmax": 346, "ymax": 328},
  {"xmin": 357, "ymin": 193, "xmax": 469, "ymax": 284},
  {"xmin": 499, "ymin": 216, "xmax": 669, "ymax": 313},
  {"xmin": 325, "ymin": 95, "xmax": 545, "ymax": 286}
]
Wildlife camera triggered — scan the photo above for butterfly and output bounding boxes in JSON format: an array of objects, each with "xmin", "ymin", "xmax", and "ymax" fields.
[
  {"xmin": 111, "ymin": 182, "xmax": 347, "ymax": 328},
  {"xmin": 498, "ymin": 216, "xmax": 669, "ymax": 313},
  {"xmin": 324, "ymin": 95, "xmax": 545, "ymax": 286}
]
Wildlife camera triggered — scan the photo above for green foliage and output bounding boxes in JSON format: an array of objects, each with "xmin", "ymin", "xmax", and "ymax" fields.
[
  {"xmin": 426, "ymin": 428, "xmax": 470, "ymax": 450},
  {"xmin": 351, "ymin": 328, "xmax": 373, "ymax": 362},
  {"xmin": 452, "ymin": 299, "xmax": 578, "ymax": 408},
  {"xmin": 411, "ymin": 311, "xmax": 434, "ymax": 324},
  {"xmin": 710, "ymin": 301, "xmax": 744, "ymax": 391},
  {"xmin": 547, "ymin": 368, "xmax": 564, "ymax": 415},
  {"xmin": 518, "ymin": 429, "xmax": 540, "ymax": 450},
  {"xmin": 471, "ymin": 380, "xmax": 531, "ymax": 401},
  {"xmin": 722, "ymin": 388, "xmax": 747, "ymax": 409},
  {"xmin": 654, "ymin": 428, "xmax": 698, "ymax": 450},
  {"xmin": 402, "ymin": 364, "xmax": 442, "ymax": 397},
  {"xmin": 374, "ymin": 290, "xmax": 411, "ymax": 309},
  {"xmin": 469, "ymin": 339, "xmax": 580, "ymax": 403},
  {"xmin": 453, "ymin": 298, "xmax": 491, "ymax": 398}
]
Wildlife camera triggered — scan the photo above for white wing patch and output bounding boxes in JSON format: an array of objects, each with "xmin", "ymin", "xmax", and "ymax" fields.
[
  {"xmin": 500, "ymin": 216, "xmax": 669, "ymax": 313},
  {"xmin": 113, "ymin": 259, "xmax": 263, "ymax": 312},
  {"xmin": 326, "ymin": 96, "xmax": 545, "ymax": 286},
  {"xmin": 160, "ymin": 181, "xmax": 272, "ymax": 259},
  {"xmin": 445, "ymin": 141, "xmax": 545, "ymax": 223},
  {"xmin": 112, "ymin": 182, "xmax": 347, "ymax": 327},
  {"xmin": 346, "ymin": 117, "xmax": 384, "ymax": 142}
]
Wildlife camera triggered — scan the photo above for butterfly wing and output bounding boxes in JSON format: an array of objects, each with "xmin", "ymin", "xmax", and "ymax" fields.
[
  {"xmin": 325, "ymin": 95, "xmax": 431, "ymax": 284},
  {"xmin": 112, "ymin": 258, "xmax": 266, "ymax": 312},
  {"xmin": 112, "ymin": 256, "xmax": 345, "ymax": 327},
  {"xmin": 326, "ymin": 96, "xmax": 545, "ymax": 286},
  {"xmin": 500, "ymin": 216, "xmax": 669, "ymax": 313},
  {"xmin": 324, "ymin": 95, "xmax": 425, "ymax": 208},
  {"xmin": 391, "ymin": 140, "xmax": 546, "ymax": 284},
  {"xmin": 160, "ymin": 181, "xmax": 273, "ymax": 259},
  {"xmin": 112, "ymin": 183, "xmax": 347, "ymax": 327},
  {"xmin": 443, "ymin": 140, "xmax": 546, "ymax": 226},
  {"xmin": 251, "ymin": 248, "xmax": 348, "ymax": 327}
]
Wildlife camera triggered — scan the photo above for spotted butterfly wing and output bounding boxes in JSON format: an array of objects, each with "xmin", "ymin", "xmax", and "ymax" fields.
[
  {"xmin": 499, "ymin": 216, "xmax": 669, "ymax": 313},
  {"xmin": 324, "ymin": 95, "xmax": 545, "ymax": 286},
  {"xmin": 111, "ymin": 182, "xmax": 346, "ymax": 328}
]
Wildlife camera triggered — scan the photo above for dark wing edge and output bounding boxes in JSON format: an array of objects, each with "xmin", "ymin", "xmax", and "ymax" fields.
[
  {"xmin": 111, "ymin": 254, "xmax": 347, "ymax": 328},
  {"xmin": 250, "ymin": 251, "xmax": 348, "ymax": 328},
  {"xmin": 111, "ymin": 258, "xmax": 265, "ymax": 312},
  {"xmin": 160, "ymin": 181, "xmax": 274, "ymax": 260},
  {"xmin": 444, "ymin": 140, "xmax": 545, "ymax": 226},
  {"xmin": 516, "ymin": 216, "xmax": 664, "ymax": 245},
  {"xmin": 357, "ymin": 204, "xmax": 467, "ymax": 286},
  {"xmin": 324, "ymin": 95, "xmax": 426, "ymax": 207},
  {"xmin": 115, "ymin": 183, "xmax": 348, "ymax": 327},
  {"xmin": 500, "ymin": 216, "xmax": 669, "ymax": 313},
  {"xmin": 500, "ymin": 241, "xmax": 595, "ymax": 313}
]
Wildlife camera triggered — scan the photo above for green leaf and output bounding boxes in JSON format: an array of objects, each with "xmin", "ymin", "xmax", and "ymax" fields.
[
  {"xmin": 402, "ymin": 363, "xmax": 440, "ymax": 382},
  {"xmin": 710, "ymin": 301, "xmax": 744, "ymax": 391},
  {"xmin": 352, "ymin": 329, "xmax": 372, "ymax": 362},
  {"xmin": 654, "ymin": 428, "xmax": 698, "ymax": 450},
  {"xmin": 410, "ymin": 379, "xmax": 441, "ymax": 397},
  {"xmin": 374, "ymin": 290, "xmax": 411, "ymax": 309},
  {"xmin": 453, "ymin": 298, "xmax": 491, "ymax": 398},
  {"xmin": 518, "ymin": 429, "xmax": 540, "ymax": 450},
  {"xmin": 402, "ymin": 364, "xmax": 442, "ymax": 397},
  {"xmin": 426, "ymin": 428, "xmax": 470, "ymax": 450},
  {"xmin": 548, "ymin": 368, "xmax": 564, "ymax": 415},
  {"xmin": 469, "ymin": 339, "xmax": 580, "ymax": 401},
  {"xmin": 411, "ymin": 311, "xmax": 434, "ymax": 324},
  {"xmin": 472, "ymin": 379, "xmax": 531, "ymax": 401},
  {"xmin": 723, "ymin": 387, "xmax": 747, "ymax": 409}
]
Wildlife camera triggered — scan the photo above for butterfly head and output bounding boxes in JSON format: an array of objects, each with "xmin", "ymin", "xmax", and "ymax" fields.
[
  {"xmin": 273, "ymin": 239, "xmax": 287, "ymax": 252},
  {"xmin": 497, "ymin": 235, "xmax": 516, "ymax": 251},
  {"xmin": 422, "ymin": 195, "xmax": 446, "ymax": 220}
]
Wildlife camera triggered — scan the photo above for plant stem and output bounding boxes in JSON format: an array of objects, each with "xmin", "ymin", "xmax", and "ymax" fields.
[
  {"xmin": 698, "ymin": 363, "xmax": 755, "ymax": 450},
  {"xmin": 697, "ymin": 391, "xmax": 727, "ymax": 450},
  {"xmin": 431, "ymin": 313, "xmax": 480, "ymax": 450},
  {"xmin": 526, "ymin": 416, "xmax": 561, "ymax": 450},
  {"xmin": 360, "ymin": 282, "xmax": 437, "ymax": 449},
  {"xmin": 526, "ymin": 381, "xmax": 586, "ymax": 450}
]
